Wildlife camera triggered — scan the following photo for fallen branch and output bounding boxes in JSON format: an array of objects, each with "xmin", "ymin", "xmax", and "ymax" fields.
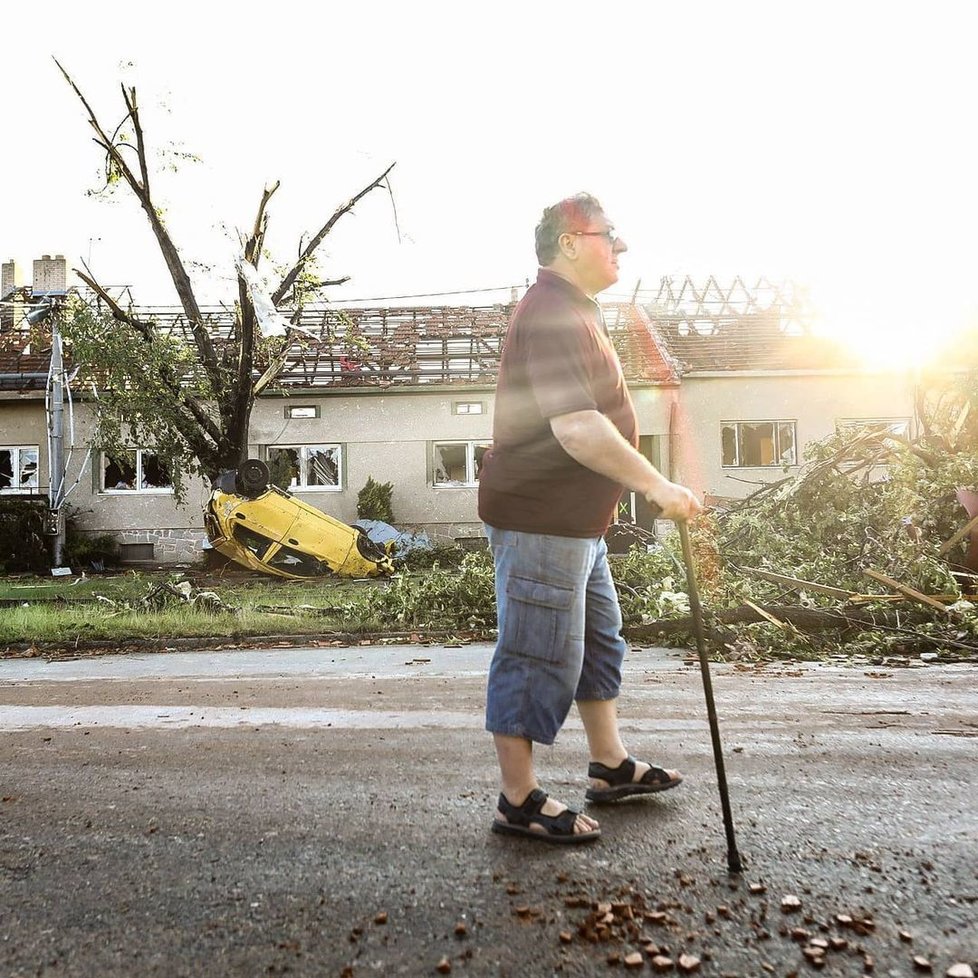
[
  {"xmin": 862, "ymin": 568, "xmax": 949, "ymax": 614},
  {"xmin": 938, "ymin": 512, "xmax": 978, "ymax": 556},
  {"xmin": 626, "ymin": 604, "xmax": 890, "ymax": 637},
  {"xmin": 740, "ymin": 566, "xmax": 855, "ymax": 600},
  {"xmin": 625, "ymin": 606, "xmax": 978, "ymax": 654}
]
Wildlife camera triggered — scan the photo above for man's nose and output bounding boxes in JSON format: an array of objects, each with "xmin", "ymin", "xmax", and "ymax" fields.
[{"xmin": 613, "ymin": 237, "xmax": 628, "ymax": 254}]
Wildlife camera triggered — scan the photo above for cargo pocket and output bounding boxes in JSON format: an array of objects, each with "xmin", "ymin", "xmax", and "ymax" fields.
[{"xmin": 502, "ymin": 575, "xmax": 575, "ymax": 665}]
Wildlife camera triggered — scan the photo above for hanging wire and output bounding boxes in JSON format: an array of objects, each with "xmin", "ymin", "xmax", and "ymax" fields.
[{"xmin": 324, "ymin": 284, "xmax": 524, "ymax": 304}]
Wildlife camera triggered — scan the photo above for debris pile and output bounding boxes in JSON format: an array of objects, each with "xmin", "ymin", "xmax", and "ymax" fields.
[
  {"xmin": 95, "ymin": 577, "xmax": 229, "ymax": 613},
  {"xmin": 625, "ymin": 416, "xmax": 978, "ymax": 661}
]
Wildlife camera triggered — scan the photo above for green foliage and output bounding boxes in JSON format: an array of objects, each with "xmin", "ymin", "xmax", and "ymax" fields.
[
  {"xmin": 0, "ymin": 498, "xmax": 49, "ymax": 573},
  {"xmin": 267, "ymin": 451, "xmax": 296, "ymax": 492},
  {"xmin": 609, "ymin": 544, "xmax": 691, "ymax": 623},
  {"xmin": 716, "ymin": 428, "xmax": 974, "ymax": 604},
  {"xmin": 397, "ymin": 543, "xmax": 472, "ymax": 571},
  {"xmin": 64, "ymin": 529, "xmax": 120, "ymax": 571},
  {"xmin": 357, "ymin": 476, "xmax": 395, "ymax": 523},
  {"xmin": 365, "ymin": 550, "xmax": 496, "ymax": 630},
  {"xmin": 60, "ymin": 297, "xmax": 218, "ymax": 503}
]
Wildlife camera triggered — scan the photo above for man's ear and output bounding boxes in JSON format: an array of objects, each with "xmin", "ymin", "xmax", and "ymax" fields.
[{"xmin": 556, "ymin": 231, "xmax": 578, "ymax": 261}]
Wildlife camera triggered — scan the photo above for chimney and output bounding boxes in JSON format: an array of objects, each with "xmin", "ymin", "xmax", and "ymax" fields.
[
  {"xmin": 1, "ymin": 259, "xmax": 17, "ymax": 300},
  {"xmin": 1, "ymin": 260, "xmax": 18, "ymax": 328},
  {"xmin": 32, "ymin": 254, "xmax": 68, "ymax": 294}
]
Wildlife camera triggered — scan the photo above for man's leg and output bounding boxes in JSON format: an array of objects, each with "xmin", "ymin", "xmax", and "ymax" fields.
[
  {"xmin": 493, "ymin": 733, "xmax": 598, "ymax": 835},
  {"xmin": 574, "ymin": 539, "xmax": 681, "ymax": 790},
  {"xmin": 577, "ymin": 698, "xmax": 679, "ymax": 788},
  {"xmin": 484, "ymin": 526, "xmax": 599, "ymax": 837}
]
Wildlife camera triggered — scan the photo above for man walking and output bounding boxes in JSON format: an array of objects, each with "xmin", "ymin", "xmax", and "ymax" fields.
[{"xmin": 478, "ymin": 193, "xmax": 702, "ymax": 844}]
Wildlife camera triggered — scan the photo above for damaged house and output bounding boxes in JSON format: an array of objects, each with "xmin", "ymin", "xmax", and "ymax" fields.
[
  {"xmin": 645, "ymin": 277, "xmax": 927, "ymax": 505},
  {"xmin": 0, "ymin": 257, "xmax": 676, "ymax": 563},
  {"xmin": 0, "ymin": 258, "xmax": 946, "ymax": 566}
]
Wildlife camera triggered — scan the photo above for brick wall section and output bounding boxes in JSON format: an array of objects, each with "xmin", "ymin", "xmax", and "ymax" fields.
[
  {"xmin": 31, "ymin": 255, "xmax": 67, "ymax": 293},
  {"xmin": 1, "ymin": 260, "xmax": 16, "ymax": 299}
]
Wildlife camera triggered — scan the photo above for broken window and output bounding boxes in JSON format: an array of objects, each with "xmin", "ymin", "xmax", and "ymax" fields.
[
  {"xmin": 721, "ymin": 421, "xmax": 797, "ymax": 467},
  {"xmin": 837, "ymin": 417, "xmax": 911, "ymax": 438},
  {"xmin": 0, "ymin": 446, "xmax": 39, "ymax": 493},
  {"xmin": 432, "ymin": 441, "xmax": 491, "ymax": 487},
  {"xmin": 231, "ymin": 522, "xmax": 274, "ymax": 560},
  {"xmin": 266, "ymin": 445, "xmax": 342, "ymax": 490},
  {"xmin": 266, "ymin": 545, "xmax": 332, "ymax": 577},
  {"xmin": 101, "ymin": 450, "xmax": 173, "ymax": 492}
]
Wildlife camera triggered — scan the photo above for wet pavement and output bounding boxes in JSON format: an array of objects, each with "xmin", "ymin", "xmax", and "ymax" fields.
[{"xmin": 1, "ymin": 643, "xmax": 975, "ymax": 977}]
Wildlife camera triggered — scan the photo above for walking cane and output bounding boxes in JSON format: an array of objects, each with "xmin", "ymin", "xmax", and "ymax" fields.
[{"xmin": 678, "ymin": 520, "xmax": 744, "ymax": 874}]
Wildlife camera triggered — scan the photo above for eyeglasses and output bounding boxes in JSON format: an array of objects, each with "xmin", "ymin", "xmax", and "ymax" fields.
[{"xmin": 568, "ymin": 229, "xmax": 619, "ymax": 247}]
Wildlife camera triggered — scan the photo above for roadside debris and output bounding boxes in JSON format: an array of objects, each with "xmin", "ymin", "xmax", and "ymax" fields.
[
  {"xmin": 545, "ymin": 872, "xmax": 975, "ymax": 976},
  {"xmin": 95, "ymin": 577, "xmax": 230, "ymax": 613},
  {"xmin": 622, "ymin": 417, "xmax": 978, "ymax": 661}
]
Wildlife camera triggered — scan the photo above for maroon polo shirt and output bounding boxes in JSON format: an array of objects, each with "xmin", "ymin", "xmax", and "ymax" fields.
[{"xmin": 478, "ymin": 268, "xmax": 637, "ymax": 538}]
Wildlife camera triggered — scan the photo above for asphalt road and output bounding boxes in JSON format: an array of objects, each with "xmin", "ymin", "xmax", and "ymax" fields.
[{"xmin": 1, "ymin": 643, "xmax": 976, "ymax": 977}]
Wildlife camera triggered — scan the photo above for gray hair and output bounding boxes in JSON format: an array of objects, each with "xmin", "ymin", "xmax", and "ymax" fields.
[{"xmin": 534, "ymin": 193, "xmax": 605, "ymax": 265}]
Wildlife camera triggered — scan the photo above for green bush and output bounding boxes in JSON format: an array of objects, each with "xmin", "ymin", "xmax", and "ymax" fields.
[
  {"xmin": 367, "ymin": 550, "xmax": 496, "ymax": 630},
  {"xmin": 357, "ymin": 476, "xmax": 395, "ymax": 523},
  {"xmin": 397, "ymin": 543, "xmax": 471, "ymax": 571},
  {"xmin": 0, "ymin": 498, "xmax": 49, "ymax": 573},
  {"xmin": 64, "ymin": 531, "xmax": 121, "ymax": 571}
]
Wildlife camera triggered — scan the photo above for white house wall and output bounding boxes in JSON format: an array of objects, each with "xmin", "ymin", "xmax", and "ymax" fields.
[
  {"xmin": 674, "ymin": 370, "xmax": 919, "ymax": 501},
  {"xmin": 250, "ymin": 389, "xmax": 497, "ymax": 537},
  {"xmin": 3, "ymin": 369, "xmax": 921, "ymax": 558},
  {"xmin": 1, "ymin": 382, "xmax": 682, "ymax": 564}
]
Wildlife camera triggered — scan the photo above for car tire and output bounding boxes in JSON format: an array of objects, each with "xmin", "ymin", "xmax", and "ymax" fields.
[{"xmin": 236, "ymin": 459, "xmax": 270, "ymax": 498}]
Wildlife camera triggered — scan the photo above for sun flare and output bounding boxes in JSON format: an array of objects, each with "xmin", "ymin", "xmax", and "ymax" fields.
[{"xmin": 809, "ymin": 278, "xmax": 975, "ymax": 371}]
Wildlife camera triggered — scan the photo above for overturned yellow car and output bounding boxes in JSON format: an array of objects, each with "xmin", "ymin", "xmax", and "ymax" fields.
[{"xmin": 204, "ymin": 460, "xmax": 395, "ymax": 579}]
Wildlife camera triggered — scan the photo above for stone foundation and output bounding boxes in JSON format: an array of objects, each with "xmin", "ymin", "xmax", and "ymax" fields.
[{"xmin": 79, "ymin": 522, "xmax": 487, "ymax": 567}]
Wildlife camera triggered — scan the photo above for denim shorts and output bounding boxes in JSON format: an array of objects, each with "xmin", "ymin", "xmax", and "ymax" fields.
[{"xmin": 484, "ymin": 525, "xmax": 627, "ymax": 745}]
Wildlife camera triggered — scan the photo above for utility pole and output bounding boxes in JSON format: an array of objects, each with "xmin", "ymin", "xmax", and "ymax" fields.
[{"xmin": 43, "ymin": 299, "xmax": 68, "ymax": 570}]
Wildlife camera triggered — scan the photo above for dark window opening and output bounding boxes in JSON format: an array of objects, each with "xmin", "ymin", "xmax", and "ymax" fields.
[{"xmin": 231, "ymin": 523, "xmax": 275, "ymax": 560}]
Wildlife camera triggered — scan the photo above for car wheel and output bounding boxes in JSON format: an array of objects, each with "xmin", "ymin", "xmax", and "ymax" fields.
[{"xmin": 236, "ymin": 458, "xmax": 270, "ymax": 498}]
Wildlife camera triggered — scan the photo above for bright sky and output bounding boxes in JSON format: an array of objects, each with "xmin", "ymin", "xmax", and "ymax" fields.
[{"xmin": 3, "ymin": 1, "xmax": 977, "ymax": 366}]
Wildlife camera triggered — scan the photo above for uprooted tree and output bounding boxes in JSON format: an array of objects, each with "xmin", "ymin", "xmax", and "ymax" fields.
[
  {"xmin": 54, "ymin": 60, "xmax": 395, "ymax": 500},
  {"xmin": 619, "ymin": 377, "xmax": 978, "ymax": 662}
]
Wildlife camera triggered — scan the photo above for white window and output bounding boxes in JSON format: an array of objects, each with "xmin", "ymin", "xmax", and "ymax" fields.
[
  {"xmin": 432, "ymin": 440, "xmax": 490, "ymax": 487},
  {"xmin": 267, "ymin": 444, "xmax": 342, "ymax": 490},
  {"xmin": 101, "ymin": 450, "xmax": 173, "ymax": 493},
  {"xmin": 453, "ymin": 401, "xmax": 484, "ymax": 416},
  {"xmin": 721, "ymin": 421, "xmax": 797, "ymax": 467},
  {"xmin": 0, "ymin": 446, "xmax": 39, "ymax": 493},
  {"xmin": 285, "ymin": 405, "xmax": 319, "ymax": 419},
  {"xmin": 837, "ymin": 417, "xmax": 911, "ymax": 438}
]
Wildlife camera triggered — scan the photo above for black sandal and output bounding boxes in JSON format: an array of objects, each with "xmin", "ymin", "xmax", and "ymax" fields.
[
  {"xmin": 586, "ymin": 755, "xmax": 683, "ymax": 803},
  {"xmin": 491, "ymin": 788, "xmax": 601, "ymax": 844}
]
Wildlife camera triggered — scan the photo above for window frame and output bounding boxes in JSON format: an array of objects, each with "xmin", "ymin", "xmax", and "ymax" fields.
[
  {"xmin": 720, "ymin": 420, "xmax": 797, "ymax": 468},
  {"xmin": 266, "ymin": 443, "xmax": 344, "ymax": 492},
  {"xmin": 431, "ymin": 439, "xmax": 491, "ymax": 488},
  {"xmin": 0, "ymin": 445, "xmax": 40, "ymax": 494},
  {"xmin": 100, "ymin": 449, "xmax": 174, "ymax": 495},
  {"xmin": 452, "ymin": 401, "xmax": 485, "ymax": 416},
  {"xmin": 284, "ymin": 404, "xmax": 320, "ymax": 420},
  {"xmin": 836, "ymin": 417, "xmax": 911, "ymax": 438}
]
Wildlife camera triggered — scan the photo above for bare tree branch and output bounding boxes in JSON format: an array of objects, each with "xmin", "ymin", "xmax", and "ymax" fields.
[
  {"xmin": 55, "ymin": 59, "xmax": 222, "ymax": 395},
  {"xmin": 272, "ymin": 162, "xmax": 396, "ymax": 306},
  {"xmin": 74, "ymin": 266, "xmax": 224, "ymax": 448}
]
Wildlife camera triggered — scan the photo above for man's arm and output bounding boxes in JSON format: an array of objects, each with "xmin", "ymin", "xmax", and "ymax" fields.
[{"xmin": 550, "ymin": 410, "xmax": 702, "ymax": 521}]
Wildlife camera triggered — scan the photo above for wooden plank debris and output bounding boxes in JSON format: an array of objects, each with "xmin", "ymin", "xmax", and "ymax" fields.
[
  {"xmin": 743, "ymin": 599, "xmax": 796, "ymax": 631},
  {"xmin": 862, "ymin": 569, "xmax": 949, "ymax": 614},
  {"xmin": 741, "ymin": 567, "xmax": 855, "ymax": 599},
  {"xmin": 938, "ymin": 512, "xmax": 978, "ymax": 556}
]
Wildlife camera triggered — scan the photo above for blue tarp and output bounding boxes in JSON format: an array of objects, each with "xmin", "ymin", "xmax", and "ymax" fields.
[{"xmin": 354, "ymin": 520, "xmax": 432, "ymax": 555}]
